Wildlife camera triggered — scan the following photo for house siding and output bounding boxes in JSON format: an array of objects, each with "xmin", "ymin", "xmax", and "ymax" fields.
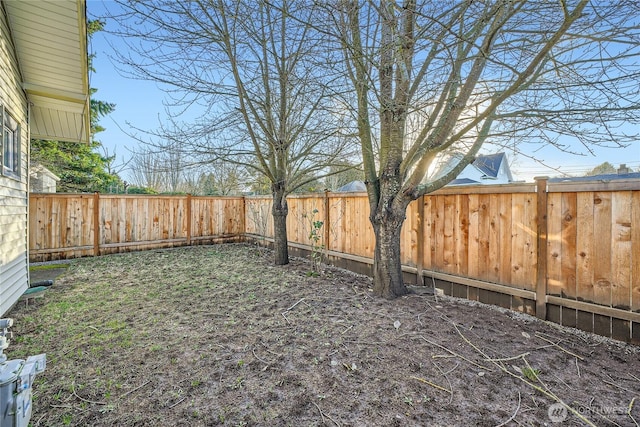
[{"xmin": 0, "ymin": 1, "xmax": 30, "ymax": 315}]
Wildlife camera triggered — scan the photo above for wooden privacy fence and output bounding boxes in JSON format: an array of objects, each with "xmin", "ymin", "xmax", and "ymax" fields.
[
  {"xmin": 29, "ymin": 193, "xmax": 245, "ymax": 259},
  {"xmin": 29, "ymin": 178, "xmax": 640, "ymax": 342}
]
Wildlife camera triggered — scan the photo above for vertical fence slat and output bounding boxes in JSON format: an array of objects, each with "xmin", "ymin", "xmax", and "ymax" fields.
[
  {"xmin": 416, "ymin": 196, "xmax": 425, "ymax": 286},
  {"xmin": 186, "ymin": 195, "xmax": 192, "ymax": 245},
  {"xmin": 93, "ymin": 192, "xmax": 100, "ymax": 256},
  {"xmin": 535, "ymin": 178, "xmax": 548, "ymax": 320}
]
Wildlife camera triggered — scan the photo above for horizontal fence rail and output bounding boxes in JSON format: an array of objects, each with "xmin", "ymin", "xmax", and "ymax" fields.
[{"xmin": 29, "ymin": 179, "xmax": 640, "ymax": 342}]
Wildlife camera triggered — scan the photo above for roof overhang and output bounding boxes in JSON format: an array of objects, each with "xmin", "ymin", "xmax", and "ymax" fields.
[{"xmin": 4, "ymin": 0, "xmax": 90, "ymax": 144}]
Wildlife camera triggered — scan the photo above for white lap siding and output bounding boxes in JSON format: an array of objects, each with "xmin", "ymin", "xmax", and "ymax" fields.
[{"xmin": 0, "ymin": 1, "xmax": 30, "ymax": 315}]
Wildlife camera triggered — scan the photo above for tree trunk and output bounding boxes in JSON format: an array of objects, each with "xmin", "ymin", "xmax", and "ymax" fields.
[
  {"xmin": 272, "ymin": 188, "xmax": 289, "ymax": 265},
  {"xmin": 371, "ymin": 205, "xmax": 409, "ymax": 298}
]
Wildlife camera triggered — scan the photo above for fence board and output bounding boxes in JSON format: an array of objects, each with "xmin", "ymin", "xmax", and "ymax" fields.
[
  {"xmin": 423, "ymin": 196, "xmax": 434, "ymax": 270},
  {"xmin": 467, "ymin": 194, "xmax": 480, "ymax": 278},
  {"xmin": 611, "ymin": 192, "xmax": 632, "ymax": 310},
  {"xmin": 576, "ymin": 192, "xmax": 595, "ymax": 304},
  {"xmin": 488, "ymin": 194, "xmax": 500, "ymax": 283},
  {"xmin": 510, "ymin": 194, "xmax": 526, "ymax": 288},
  {"xmin": 633, "ymin": 193, "xmax": 640, "ymax": 314},
  {"xmin": 593, "ymin": 192, "xmax": 613, "ymax": 306},
  {"xmin": 498, "ymin": 194, "xmax": 512, "ymax": 286},
  {"xmin": 561, "ymin": 193, "xmax": 577, "ymax": 299},
  {"xmin": 547, "ymin": 193, "xmax": 563, "ymax": 297},
  {"xmin": 400, "ymin": 201, "xmax": 419, "ymax": 267}
]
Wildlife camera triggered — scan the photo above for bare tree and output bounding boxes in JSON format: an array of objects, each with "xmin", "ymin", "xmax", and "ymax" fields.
[
  {"xmin": 129, "ymin": 148, "xmax": 166, "ymax": 191},
  {"xmin": 323, "ymin": 0, "xmax": 640, "ymax": 297},
  {"xmin": 108, "ymin": 0, "xmax": 357, "ymax": 264},
  {"xmin": 197, "ymin": 161, "xmax": 247, "ymax": 195}
]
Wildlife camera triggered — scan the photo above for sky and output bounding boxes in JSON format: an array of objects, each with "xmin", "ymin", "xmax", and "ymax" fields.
[{"xmin": 87, "ymin": 1, "xmax": 640, "ymax": 184}]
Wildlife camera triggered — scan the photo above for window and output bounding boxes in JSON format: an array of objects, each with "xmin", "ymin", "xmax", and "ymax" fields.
[{"xmin": 1, "ymin": 105, "xmax": 20, "ymax": 178}]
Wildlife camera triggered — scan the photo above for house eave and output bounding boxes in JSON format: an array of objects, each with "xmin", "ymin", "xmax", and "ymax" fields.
[{"xmin": 4, "ymin": 0, "xmax": 90, "ymax": 144}]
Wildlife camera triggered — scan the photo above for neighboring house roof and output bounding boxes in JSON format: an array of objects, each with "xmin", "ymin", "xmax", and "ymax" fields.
[
  {"xmin": 549, "ymin": 172, "xmax": 640, "ymax": 183},
  {"xmin": 435, "ymin": 152, "xmax": 513, "ymax": 186},
  {"xmin": 473, "ymin": 152, "xmax": 512, "ymax": 180},
  {"xmin": 337, "ymin": 180, "xmax": 366, "ymax": 192},
  {"xmin": 4, "ymin": 0, "xmax": 90, "ymax": 143}
]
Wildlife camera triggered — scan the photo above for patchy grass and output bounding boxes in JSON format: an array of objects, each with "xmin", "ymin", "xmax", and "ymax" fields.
[
  {"xmin": 8, "ymin": 244, "xmax": 640, "ymax": 426},
  {"xmin": 29, "ymin": 264, "xmax": 69, "ymax": 271}
]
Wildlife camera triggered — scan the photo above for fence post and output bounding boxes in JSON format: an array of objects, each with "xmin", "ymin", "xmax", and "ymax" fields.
[
  {"xmin": 535, "ymin": 177, "xmax": 549, "ymax": 320},
  {"xmin": 186, "ymin": 194, "xmax": 192, "ymax": 246},
  {"xmin": 416, "ymin": 195, "xmax": 425, "ymax": 286},
  {"xmin": 241, "ymin": 196, "xmax": 247, "ymax": 242},
  {"xmin": 324, "ymin": 191, "xmax": 330, "ymax": 258},
  {"xmin": 93, "ymin": 192, "xmax": 100, "ymax": 257}
]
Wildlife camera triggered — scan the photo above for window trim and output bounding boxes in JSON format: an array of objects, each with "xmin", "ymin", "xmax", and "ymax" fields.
[{"xmin": 1, "ymin": 104, "xmax": 21, "ymax": 180}]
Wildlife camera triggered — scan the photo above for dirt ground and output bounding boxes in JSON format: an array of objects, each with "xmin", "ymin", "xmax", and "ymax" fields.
[{"xmin": 8, "ymin": 244, "xmax": 640, "ymax": 426}]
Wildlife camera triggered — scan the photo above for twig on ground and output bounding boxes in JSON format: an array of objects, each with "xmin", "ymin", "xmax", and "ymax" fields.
[
  {"xmin": 575, "ymin": 358, "xmax": 581, "ymax": 377},
  {"xmin": 252, "ymin": 348, "xmax": 270, "ymax": 364},
  {"xmin": 50, "ymin": 404, "xmax": 84, "ymax": 410},
  {"xmin": 118, "ymin": 380, "xmax": 151, "ymax": 399},
  {"xmin": 341, "ymin": 325, "xmax": 354, "ymax": 335},
  {"xmin": 485, "ymin": 353, "xmax": 530, "ymax": 363},
  {"xmin": 455, "ymin": 324, "xmax": 597, "ymax": 427},
  {"xmin": 495, "ymin": 392, "xmax": 521, "ymax": 427},
  {"xmin": 313, "ymin": 402, "xmax": 340, "ymax": 427},
  {"xmin": 168, "ymin": 397, "xmax": 186, "ymax": 408},
  {"xmin": 264, "ymin": 348, "xmax": 283, "ymax": 357},
  {"xmin": 410, "ymin": 375, "xmax": 451, "ymax": 395},
  {"xmin": 602, "ymin": 375, "xmax": 637, "ymax": 394},
  {"xmin": 441, "ymin": 361, "xmax": 460, "ymax": 376},
  {"xmin": 534, "ymin": 333, "xmax": 584, "ymax": 361},
  {"xmin": 72, "ymin": 382, "xmax": 106, "ymax": 405},
  {"xmin": 573, "ymin": 400, "xmax": 624, "ymax": 427},
  {"xmin": 281, "ymin": 312, "xmax": 290, "ymax": 324},
  {"xmin": 431, "ymin": 361, "xmax": 454, "ymax": 404},
  {"xmin": 285, "ymin": 298, "xmax": 306, "ymax": 312},
  {"xmin": 418, "ymin": 335, "xmax": 490, "ymax": 370},
  {"xmin": 628, "ymin": 397, "xmax": 639, "ymax": 427},
  {"xmin": 313, "ymin": 401, "xmax": 326, "ymax": 425}
]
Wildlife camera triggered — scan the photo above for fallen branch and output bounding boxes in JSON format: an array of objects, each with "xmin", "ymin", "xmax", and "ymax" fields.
[
  {"xmin": 285, "ymin": 298, "xmax": 306, "ymax": 312},
  {"xmin": 252, "ymin": 348, "xmax": 270, "ymax": 364},
  {"xmin": 313, "ymin": 401, "xmax": 340, "ymax": 427},
  {"xmin": 628, "ymin": 397, "xmax": 639, "ymax": 427},
  {"xmin": 418, "ymin": 336, "xmax": 490, "ymax": 371},
  {"xmin": 485, "ymin": 352, "xmax": 530, "ymax": 363},
  {"xmin": 431, "ymin": 361, "xmax": 454, "ymax": 404},
  {"xmin": 168, "ymin": 397, "xmax": 186, "ymax": 408},
  {"xmin": 410, "ymin": 375, "xmax": 451, "ymax": 395},
  {"xmin": 495, "ymin": 392, "xmax": 521, "ymax": 427},
  {"xmin": 118, "ymin": 380, "xmax": 151, "ymax": 399},
  {"xmin": 534, "ymin": 333, "xmax": 584, "ymax": 361},
  {"xmin": 281, "ymin": 312, "xmax": 290, "ymax": 324},
  {"xmin": 72, "ymin": 382, "xmax": 106, "ymax": 405},
  {"xmin": 313, "ymin": 401, "xmax": 326, "ymax": 425},
  {"xmin": 455, "ymin": 325, "xmax": 597, "ymax": 427}
]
